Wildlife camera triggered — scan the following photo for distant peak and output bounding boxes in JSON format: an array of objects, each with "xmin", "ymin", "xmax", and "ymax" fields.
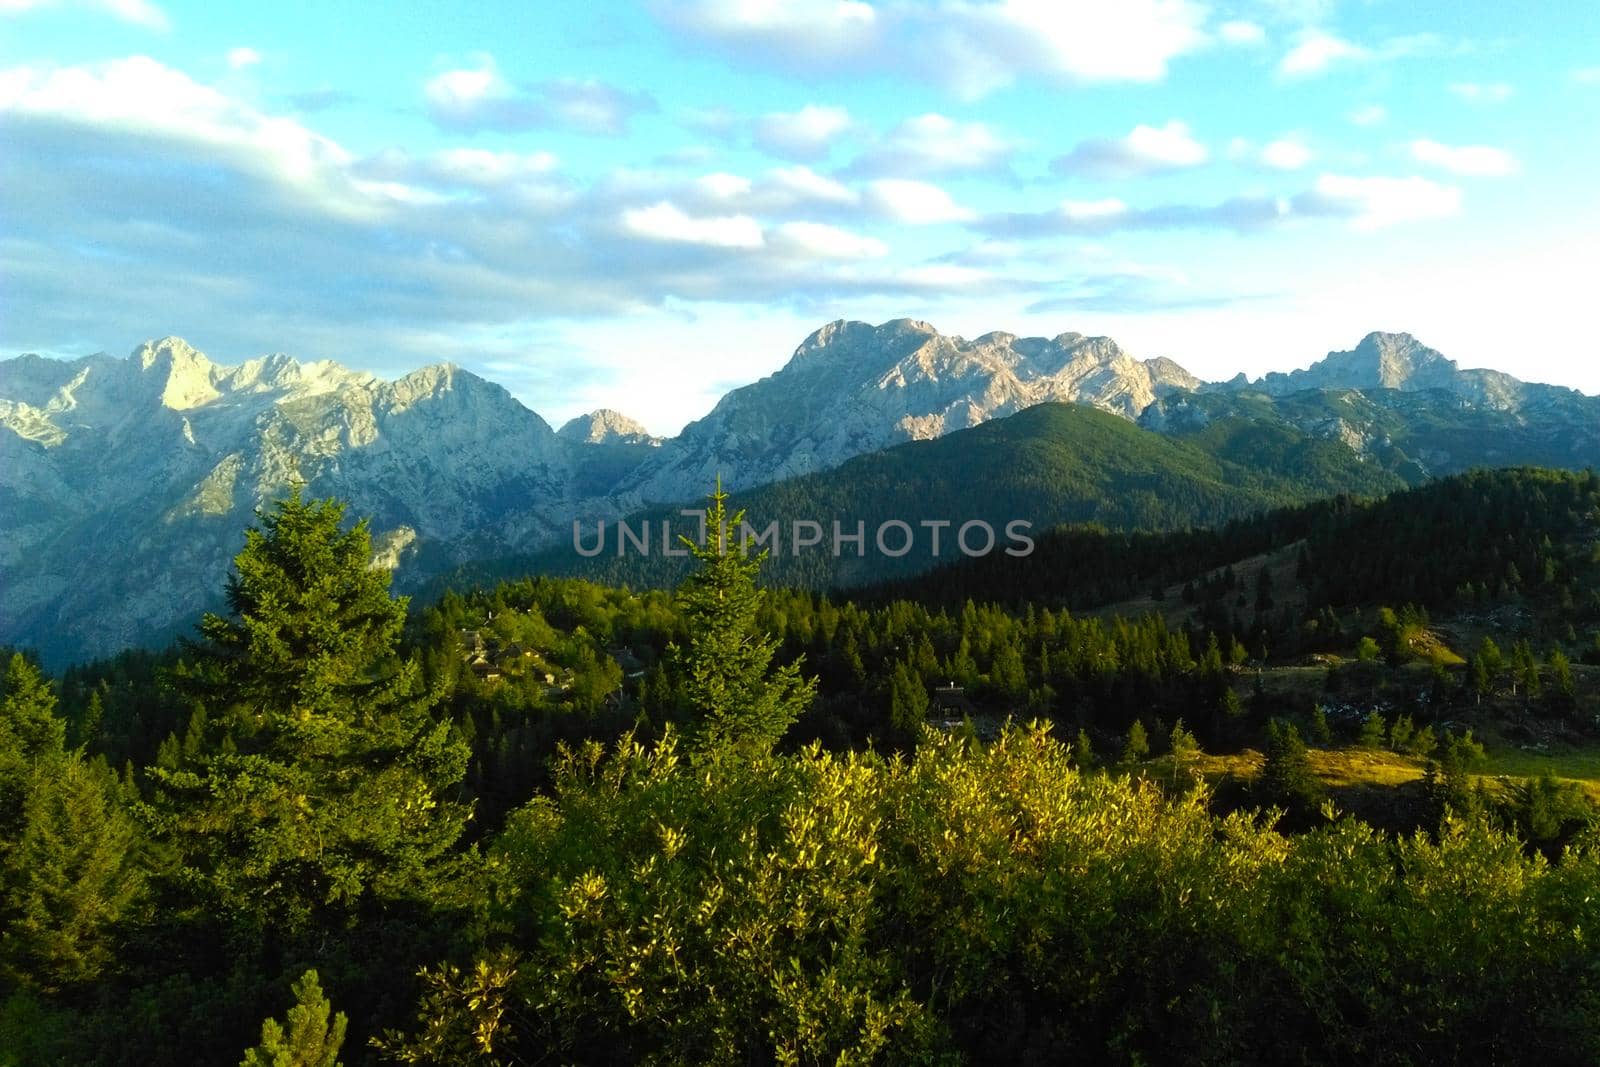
[
  {"xmin": 132, "ymin": 335, "xmax": 209, "ymax": 369},
  {"xmin": 559, "ymin": 408, "xmax": 656, "ymax": 445}
]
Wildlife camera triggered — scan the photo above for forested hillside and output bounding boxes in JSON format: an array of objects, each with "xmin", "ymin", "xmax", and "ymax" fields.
[{"xmin": 5, "ymin": 472, "xmax": 1600, "ymax": 1063}]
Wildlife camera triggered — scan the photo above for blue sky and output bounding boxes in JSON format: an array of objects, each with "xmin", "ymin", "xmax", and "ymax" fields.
[{"xmin": 3, "ymin": 0, "xmax": 1598, "ymax": 433}]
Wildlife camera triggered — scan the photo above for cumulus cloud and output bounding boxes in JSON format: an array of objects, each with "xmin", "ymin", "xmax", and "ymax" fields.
[
  {"xmin": 863, "ymin": 179, "xmax": 975, "ymax": 224},
  {"xmin": 1051, "ymin": 120, "xmax": 1207, "ymax": 179},
  {"xmin": 848, "ymin": 112, "xmax": 1013, "ymax": 176},
  {"xmin": 424, "ymin": 55, "xmax": 655, "ymax": 135},
  {"xmin": 226, "ymin": 47, "xmax": 260, "ymax": 70},
  {"xmin": 0, "ymin": 0, "xmax": 168, "ymax": 29},
  {"xmin": 1448, "ymin": 82, "xmax": 1511, "ymax": 104},
  {"xmin": 752, "ymin": 104, "xmax": 852, "ymax": 160},
  {"xmin": 0, "ymin": 54, "xmax": 1030, "ymax": 381},
  {"xmin": 653, "ymin": 0, "xmax": 1209, "ymax": 98},
  {"xmin": 1410, "ymin": 139, "xmax": 1520, "ymax": 177}
]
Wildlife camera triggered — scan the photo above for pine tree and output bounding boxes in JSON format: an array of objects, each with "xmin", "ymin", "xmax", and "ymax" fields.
[
  {"xmin": 1169, "ymin": 719, "xmax": 1199, "ymax": 786},
  {"xmin": 1259, "ymin": 719, "xmax": 1322, "ymax": 812},
  {"xmin": 153, "ymin": 489, "xmax": 469, "ymax": 929},
  {"xmin": 1122, "ymin": 720, "xmax": 1149, "ymax": 765},
  {"xmin": 669, "ymin": 481, "xmax": 816, "ymax": 759},
  {"xmin": 240, "ymin": 969, "xmax": 347, "ymax": 1067},
  {"xmin": 0, "ymin": 754, "xmax": 143, "ymax": 991},
  {"xmin": 1358, "ymin": 710, "xmax": 1386, "ymax": 749},
  {"xmin": 0, "ymin": 653, "xmax": 67, "ymax": 859},
  {"xmin": 888, "ymin": 662, "xmax": 928, "ymax": 745}
]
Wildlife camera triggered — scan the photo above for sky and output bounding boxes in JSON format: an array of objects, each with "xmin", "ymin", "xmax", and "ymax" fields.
[{"xmin": 2, "ymin": 0, "xmax": 1598, "ymax": 435}]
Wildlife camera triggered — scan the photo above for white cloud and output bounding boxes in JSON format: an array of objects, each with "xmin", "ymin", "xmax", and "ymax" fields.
[
  {"xmin": 1278, "ymin": 30, "xmax": 1368, "ymax": 76},
  {"xmin": 0, "ymin": 57, "xmax": 384, "ymax": 212},
  {"xmin": 1448, "ymin": 82, "xmax": 1512, "ymax": 104},
  {"xmin": 1295, "ymin": 174, "xmax": 1462, "ymax": 230},
  {"xmin": 1410, "ymin": 139, "xmax": 1520, "ymax": 177},
  {"xmin": 656, "ymin": 0, "xmax": 1208, "ymax": 98},
  {"xmin": 226, "ymin": 47, "xmax": 260, "ymax": 71},
  {"xmin": 771, "ymin": 221, "xmax": 887, "ymax": 259},
  {"xmin": 693, "ymin": 171, "xmax": 753, "ymax": 200},
  {"xmin": 0, "ymin": 0, "xmax": 168, "ymax": 29},
  {"xmin": 752, "ymin": 104, "xmax": 852, "ymax": 160},
  {"xmin": 1348, "ymin": 104, "xmax": 1386, "ymax": 126},
  {"xmin": 1575, "ymin": 67, "xmax": 1600, "ymax": 85},
  {"xmin": 1052, "ymin": 120, "xmax": 1207, "ymax": 178},
  {"xmin": 424, "ymin": 55, "xmax": 654, "ymax": 135},
  {"xmin": 1220, "ymin": 20, "xmax": 1266, "ymax": 45},
  {"xmin": 1260, "ymin": 137, "xmax": 1312, "ymax": 170},
  {"xmin": 761, "ymin": 164, "xmax": 858, "ymax": 206},
  {"xmin": 1060, "ymin": 198, "xmax": 1129, "ymax": 221},
  {"xmin": 863, "ymin": 179, "xmax": 975, "ymax": 224},
  {"xmin": 930, "ymin": 0, "xmax": 1210, "ymax": 96},
  {"xmin": 851, "ymin": 112, "xmax": 1013, "ymax": 175},
  {"xmin": 621, "ymin": 200, "xmax": 765, "ymax": 248},
  {"xmin": 1279, "ymin": 29, "xmax": 1445, "ymax": 78}
]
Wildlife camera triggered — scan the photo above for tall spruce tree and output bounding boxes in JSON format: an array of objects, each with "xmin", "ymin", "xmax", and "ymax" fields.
[
  {"xmin": 153, "ymin": 489, "xmax": 469, "ymax": 929},
  {"xmin": 668, "ymin": 481, "xmax": 815, "ymax": 759}
]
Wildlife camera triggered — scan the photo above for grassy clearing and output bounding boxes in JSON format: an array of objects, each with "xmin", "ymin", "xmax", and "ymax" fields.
[{"xmin": 1170, "ymin": 744, "xmax": 1600, "ymax": 804}]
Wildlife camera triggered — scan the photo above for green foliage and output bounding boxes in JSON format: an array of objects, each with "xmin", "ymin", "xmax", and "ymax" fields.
[
  {"xmin": 378, "ymin": 724, "xmax": 1600, "ymax": 1065},
  {"xmin": 240, "ymin": 970, "xmax": 347, "ymax": 1067},
  {"xmin": 668, "ymin": 482, "xmax": 816, "ymax": 759},
  {"xmin": 1355, "ymin": 636, "xmax": 1381, "ymax": 662},
  {"xmin": 150, "ymin": 490, "xmax": 470, "ymax": 930}
]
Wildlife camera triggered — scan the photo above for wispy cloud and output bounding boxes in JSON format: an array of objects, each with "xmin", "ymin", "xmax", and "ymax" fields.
[{"xmin": 424, "ymin": 54, "xmax": 655, "ymax": 135}]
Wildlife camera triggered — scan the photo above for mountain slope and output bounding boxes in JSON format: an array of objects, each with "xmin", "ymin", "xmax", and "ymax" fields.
[
  {"xmin": 435, "ymin": 401, "xmax": 1404, "ymax": 595},
  {"xmin": 0, "ymin": 339, "xmax": 597, "ymax": 663}
]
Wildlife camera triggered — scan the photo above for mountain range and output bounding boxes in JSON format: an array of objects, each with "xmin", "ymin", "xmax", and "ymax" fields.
[{"xmin": 4, "ymin": 320, "xmax": 1597, "ymax": 664}]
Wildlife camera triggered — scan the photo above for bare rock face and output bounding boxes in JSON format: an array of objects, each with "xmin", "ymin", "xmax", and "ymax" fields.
[
  {"xmin": 0, "ymin": 339, "xmax": 583, "ymax": 662},
  {"xmin": 617, "ymin": 318, "xmax": 1200, "ymax": 504}
]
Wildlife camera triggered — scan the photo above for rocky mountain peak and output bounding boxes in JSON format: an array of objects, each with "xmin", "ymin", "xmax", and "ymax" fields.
[
  {"xmin": 130, "ymin": 336, "xmax": 222, "ymax": 410},
  {"xmin": 558, "ymin": 409, "xmax": 657, "ymax": 445},
  {"xmin": 1344, "ymin": 331, "xmax": 1457, "ymax": 388}
]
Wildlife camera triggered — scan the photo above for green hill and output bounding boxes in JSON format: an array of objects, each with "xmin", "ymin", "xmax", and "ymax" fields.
[{"xmin": 422, "ymin": 401, "xmax": 1404, "ymax": 596}]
